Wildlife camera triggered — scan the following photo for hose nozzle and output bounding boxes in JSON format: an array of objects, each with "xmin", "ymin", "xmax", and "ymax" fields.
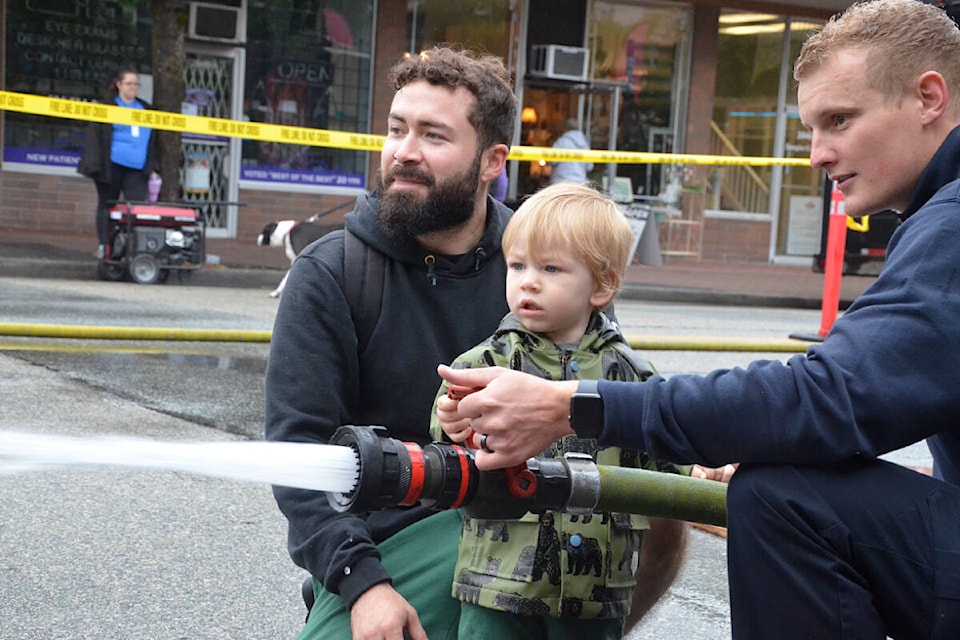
[
  {"xmin": 326, "ymin": 425, "xmax": 727, "ymax": 527},
  {"xmin": 326, "ymin": 425, "xmax": 598, "ymax": 519}
]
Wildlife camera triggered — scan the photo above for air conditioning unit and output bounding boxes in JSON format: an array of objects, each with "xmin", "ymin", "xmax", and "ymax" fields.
[
  {"xmin": 528, "ymin": 45, "xmax": 589, "ymax": 82},
  {"xmin": 188, "ymin": 2, "xmax": 246, "ymax": 44}
]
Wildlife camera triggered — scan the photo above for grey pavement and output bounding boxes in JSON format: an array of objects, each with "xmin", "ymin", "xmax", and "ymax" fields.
[{"xmin": 0, "ymin": 353, "xmax": 306, "ymax": 640}]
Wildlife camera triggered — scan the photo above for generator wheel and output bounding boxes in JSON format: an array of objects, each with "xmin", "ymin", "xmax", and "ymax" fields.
[
  {"xmin": 129, "ymin": 254, "xmax": 161, "ymax": 285},
  {"xmin": 97, "ymin": 260, "xmax": 127, "ymax": 282}
]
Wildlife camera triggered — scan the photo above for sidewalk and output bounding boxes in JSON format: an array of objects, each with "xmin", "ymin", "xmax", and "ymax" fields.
[{"xmin": 0, "ymin": 227, "xmax": 878, "ymax": 309}]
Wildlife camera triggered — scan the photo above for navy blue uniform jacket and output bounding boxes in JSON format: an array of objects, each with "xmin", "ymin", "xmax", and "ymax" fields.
[{"xmin": 599, "ymin": 126, "xmax": 960, "ymax": 487}]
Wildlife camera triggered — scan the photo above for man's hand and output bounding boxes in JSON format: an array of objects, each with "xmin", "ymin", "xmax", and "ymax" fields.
[
  {"xmin": 437, "ymin": 365, "xmax": 578, "ymax": 471},
  {"xmin": 349, "ymin": 583, "xmax": 427, "ymax": 640}
]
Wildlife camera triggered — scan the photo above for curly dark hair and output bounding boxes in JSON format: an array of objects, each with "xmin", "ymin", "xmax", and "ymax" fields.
[{"xmin": 388, "ymin": 46, "xmax": 517, "ymax": 152}]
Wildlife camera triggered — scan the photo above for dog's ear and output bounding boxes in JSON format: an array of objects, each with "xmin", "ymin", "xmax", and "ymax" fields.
[{"xmin": 257, "ymin": 222, "xmax": 278, "ymax": 245}]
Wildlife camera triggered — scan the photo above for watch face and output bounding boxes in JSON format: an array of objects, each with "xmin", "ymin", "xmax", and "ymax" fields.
[{"xmin": 571, "ymin": 392, "xmax": 603, "ymax": 439}]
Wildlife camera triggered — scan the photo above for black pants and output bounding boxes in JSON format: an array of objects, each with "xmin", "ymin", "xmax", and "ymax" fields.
[
  {"xmin": 94, "ymin": 162, "xmax": 148, "ymax": 245},
  {"xmin": 727, "ymin": 458, "xmax": 960, "ymax": 639}
]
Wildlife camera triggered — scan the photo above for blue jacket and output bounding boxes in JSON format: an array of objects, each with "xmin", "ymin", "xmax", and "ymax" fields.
[
  {"xmin": 78, "ymin": 99, "xmax": 159, "ymax": 184},
  {"xmin": 599, "ymin": 125, "xmax": 960, "ymax": 487}
]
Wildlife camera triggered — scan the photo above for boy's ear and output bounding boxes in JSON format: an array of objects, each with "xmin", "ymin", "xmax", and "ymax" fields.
[{"xmin": 589, "ymin": 281, "xmax": 617, "ymax": 309}]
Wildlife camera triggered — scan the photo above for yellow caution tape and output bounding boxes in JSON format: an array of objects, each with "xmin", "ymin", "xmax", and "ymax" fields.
[
  {"xmin": 0, "ymin": 90, "xmax": 385, "ymax": 152},
  {"xmin": 509, "ymin": 145, "xmax": 809, "ymax": 167},
  {"xmin": 0, "ymin": 90, "xmax": 811, "ymax": 168}
]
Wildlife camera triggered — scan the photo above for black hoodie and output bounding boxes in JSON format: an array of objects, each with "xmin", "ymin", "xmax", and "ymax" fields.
[{"xmin": 265, "ymin": 191, "xmax": 512, "ymax": 609}]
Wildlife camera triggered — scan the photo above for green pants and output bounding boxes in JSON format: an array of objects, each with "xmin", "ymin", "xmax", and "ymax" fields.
[
  {"xmin": 458, "ymin": 602, "xmax": 624, "ymax": 640},
  {"xmin": 297, "ymin": 509, "xmax": 462, "ymax": 640}
]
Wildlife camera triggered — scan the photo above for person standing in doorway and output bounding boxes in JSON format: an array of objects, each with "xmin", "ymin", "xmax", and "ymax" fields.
[{"xmin": 550, "ymin": 118, "xmax": 593, "ymax": 185}]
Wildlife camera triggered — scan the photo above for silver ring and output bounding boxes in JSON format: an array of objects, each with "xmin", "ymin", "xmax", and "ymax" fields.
[
  {"xmin": 480, "ymin": 433, "xmax": 494, "ymax": 453},
  {"xmin": 393, "ymin": 153, "xmax": 398, "ymax": 160}
]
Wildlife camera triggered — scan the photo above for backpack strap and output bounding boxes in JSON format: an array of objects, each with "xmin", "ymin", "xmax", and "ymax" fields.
[{"xmin": 343, "ymin": 228, "xmax": 386, "ymax": 354}]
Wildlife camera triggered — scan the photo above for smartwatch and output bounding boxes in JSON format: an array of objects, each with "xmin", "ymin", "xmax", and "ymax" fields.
[{"xmin": 569, "ymin": 379, "xmax": 604, "ymax": 439}]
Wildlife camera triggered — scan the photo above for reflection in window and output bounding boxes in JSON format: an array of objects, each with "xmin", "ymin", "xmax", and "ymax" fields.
[
  {"xmin": 406, "ymin": 0, "xmax": 512, "ymax": 59},
  {"xmin": 589, "ymin": 1, "xmax": 689, "ymax": 198},
  {"xmin": 241, "ymin": 0, "xmax": 374, "ymax": 189}
]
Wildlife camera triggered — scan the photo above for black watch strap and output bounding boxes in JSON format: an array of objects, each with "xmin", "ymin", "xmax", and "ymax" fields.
[{"xmin": 569, "ymin": 379, "xmax": 604, "ymax": 439}]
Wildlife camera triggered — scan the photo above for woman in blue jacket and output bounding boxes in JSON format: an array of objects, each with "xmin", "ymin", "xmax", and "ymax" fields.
[{"xmin": 78, "ymin": 68, "xmax": 159, "ymax": 258}]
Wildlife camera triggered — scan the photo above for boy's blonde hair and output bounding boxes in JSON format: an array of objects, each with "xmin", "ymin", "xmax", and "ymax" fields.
[{"xmin": 502, "ymin": 182, "xmax": 634, "ymax": 296}]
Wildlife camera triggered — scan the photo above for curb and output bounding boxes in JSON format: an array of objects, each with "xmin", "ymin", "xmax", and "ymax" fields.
[
  {"xmin": 0, "ymin": 244, "xmax": 849, "ymax": 309},
  {"xmin": 0, "ymin": 256, "xmax": 285, "ymax": 290}
]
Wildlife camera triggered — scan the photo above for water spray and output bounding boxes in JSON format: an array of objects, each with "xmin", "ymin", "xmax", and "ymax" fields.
[{"xmin": 0, "ymin": 430, "xmax": 359, "ymax": 493}]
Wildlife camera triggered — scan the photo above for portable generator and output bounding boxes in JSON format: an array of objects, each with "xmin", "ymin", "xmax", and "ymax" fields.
[{"xmin": 98, "ymin": 202, "xmax": 205, "ymax": 284}]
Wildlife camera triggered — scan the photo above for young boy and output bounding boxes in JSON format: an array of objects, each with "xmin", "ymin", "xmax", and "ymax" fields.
[{"xmin": 431, "ymin": 182, "xmax": 689, "ymax": 639}]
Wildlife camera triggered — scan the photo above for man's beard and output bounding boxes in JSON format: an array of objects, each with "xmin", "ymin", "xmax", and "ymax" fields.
[{"xmin": 375, "ymin": 155, "xmax": 482, "ymax": 241}]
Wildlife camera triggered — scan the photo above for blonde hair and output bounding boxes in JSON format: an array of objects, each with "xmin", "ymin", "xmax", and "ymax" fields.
[
  {"xmin": 795, "ymin": 0, "xmax": 960, "ymax": 114},
  {"xmin": 502, "ymin": 182, "xmax": 634, "ymax": 296}
]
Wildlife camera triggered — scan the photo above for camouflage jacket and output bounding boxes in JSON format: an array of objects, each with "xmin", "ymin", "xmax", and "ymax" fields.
[{"xmin": 431, "ymin": 312, "xmax": 690, "ymax": 619}]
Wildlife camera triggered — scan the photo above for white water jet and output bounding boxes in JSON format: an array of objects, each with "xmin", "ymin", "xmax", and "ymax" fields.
[{"xmin": 0, "ymin": 430, "xmax": 359, "ymax": 493}]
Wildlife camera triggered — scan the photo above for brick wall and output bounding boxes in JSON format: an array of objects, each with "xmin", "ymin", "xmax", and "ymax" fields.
[
  {"xmin": 0, "ymin": 172, "xmax": 97, "ymax": 234},
  {"xmin": 701, "ymin": 215, "xmax": 771, "ymax": 263}
]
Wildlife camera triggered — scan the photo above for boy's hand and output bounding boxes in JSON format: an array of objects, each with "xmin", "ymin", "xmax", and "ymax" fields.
[
  {"xmin": 436, "ymin": 392, "xmax": 472, "ymax": 443},
  {"xmin": 692, "ymin": 463, "xmax": 739, "ymax": 483}
]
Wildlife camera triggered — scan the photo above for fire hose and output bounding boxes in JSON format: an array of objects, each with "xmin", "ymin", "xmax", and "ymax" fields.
[{"xmin": 327, "ymin": 425, "xmax": 727, "ymax": 527}]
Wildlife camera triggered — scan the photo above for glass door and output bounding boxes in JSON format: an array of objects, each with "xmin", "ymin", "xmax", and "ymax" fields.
[
  {"xmin": 712, "ymin": 11, "xmax": 824, "ymax": 259},
  {"xmin": 774, "ymin": 20, "xmax": 826, "ymax": 259}
]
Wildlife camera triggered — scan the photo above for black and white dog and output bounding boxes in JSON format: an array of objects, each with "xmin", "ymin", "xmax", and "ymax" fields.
[{"xmin": 256, "ymin": 219, "xmax": 331, "ymax": 297}]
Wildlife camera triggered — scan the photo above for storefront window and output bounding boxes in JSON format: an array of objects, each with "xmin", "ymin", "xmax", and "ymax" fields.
[
  {"xmin": 777, "ymin": 20, "xmax": 826, "ymax": 257},
  {"xmin": 241, "ymin": 0, "xmax": 374, "ymax": 189},
  {"xmin": 406, "ymin": 0, "xmax": 512, "ymax": 59},
  {"xmin": 3, "ymin": 0, "xmax": 152, "ymax": 171},
  {"xmin": 588, "ymin": 1, "xmax": 690, "ymax": 198}
]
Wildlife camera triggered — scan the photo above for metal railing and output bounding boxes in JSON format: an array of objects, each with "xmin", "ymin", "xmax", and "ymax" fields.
[{"xmin": 708, "ymin": 121, "xmax": 770, "ymax": 214}]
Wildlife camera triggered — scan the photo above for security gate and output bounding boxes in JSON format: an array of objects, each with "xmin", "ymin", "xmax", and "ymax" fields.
[{"xmin": 182, "ymin": 47, "xmax": 243, "ymax": 238}]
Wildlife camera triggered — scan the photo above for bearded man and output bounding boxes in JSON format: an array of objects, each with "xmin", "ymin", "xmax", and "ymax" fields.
[{"xmin": 265, "ymin": 46, "xmax": 687, "ymax": 640}]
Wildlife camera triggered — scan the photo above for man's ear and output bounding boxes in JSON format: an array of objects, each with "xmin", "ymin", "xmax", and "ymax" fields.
[
  {"xmin": 480, "ymin": 144, "xmax": 509, "ymax": 184},
  {"xmin": 917, "ymin": 70, "xmax": 948, "ymax": 124}
]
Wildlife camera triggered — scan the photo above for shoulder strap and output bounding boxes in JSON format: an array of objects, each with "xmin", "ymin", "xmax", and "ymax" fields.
[
  {"xmin": 343, "ymin": 228, "xmax": 386, "ymax": 353},
  {"xmin": 611, "ymin": 340, "xmax": 657, "ymax": 381}
]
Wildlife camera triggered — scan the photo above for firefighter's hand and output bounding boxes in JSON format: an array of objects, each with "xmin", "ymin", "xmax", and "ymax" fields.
[
  {"xmin": 350, "ymin": 583, "xmax": 427, "ymax": 640},
  {"xmin": 437, "ymin": 365, "xmax": 578, "ymax": 471},
  {"xmin": 435, "ymin": 393, "xmax": 472, "ymax": 443}
]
